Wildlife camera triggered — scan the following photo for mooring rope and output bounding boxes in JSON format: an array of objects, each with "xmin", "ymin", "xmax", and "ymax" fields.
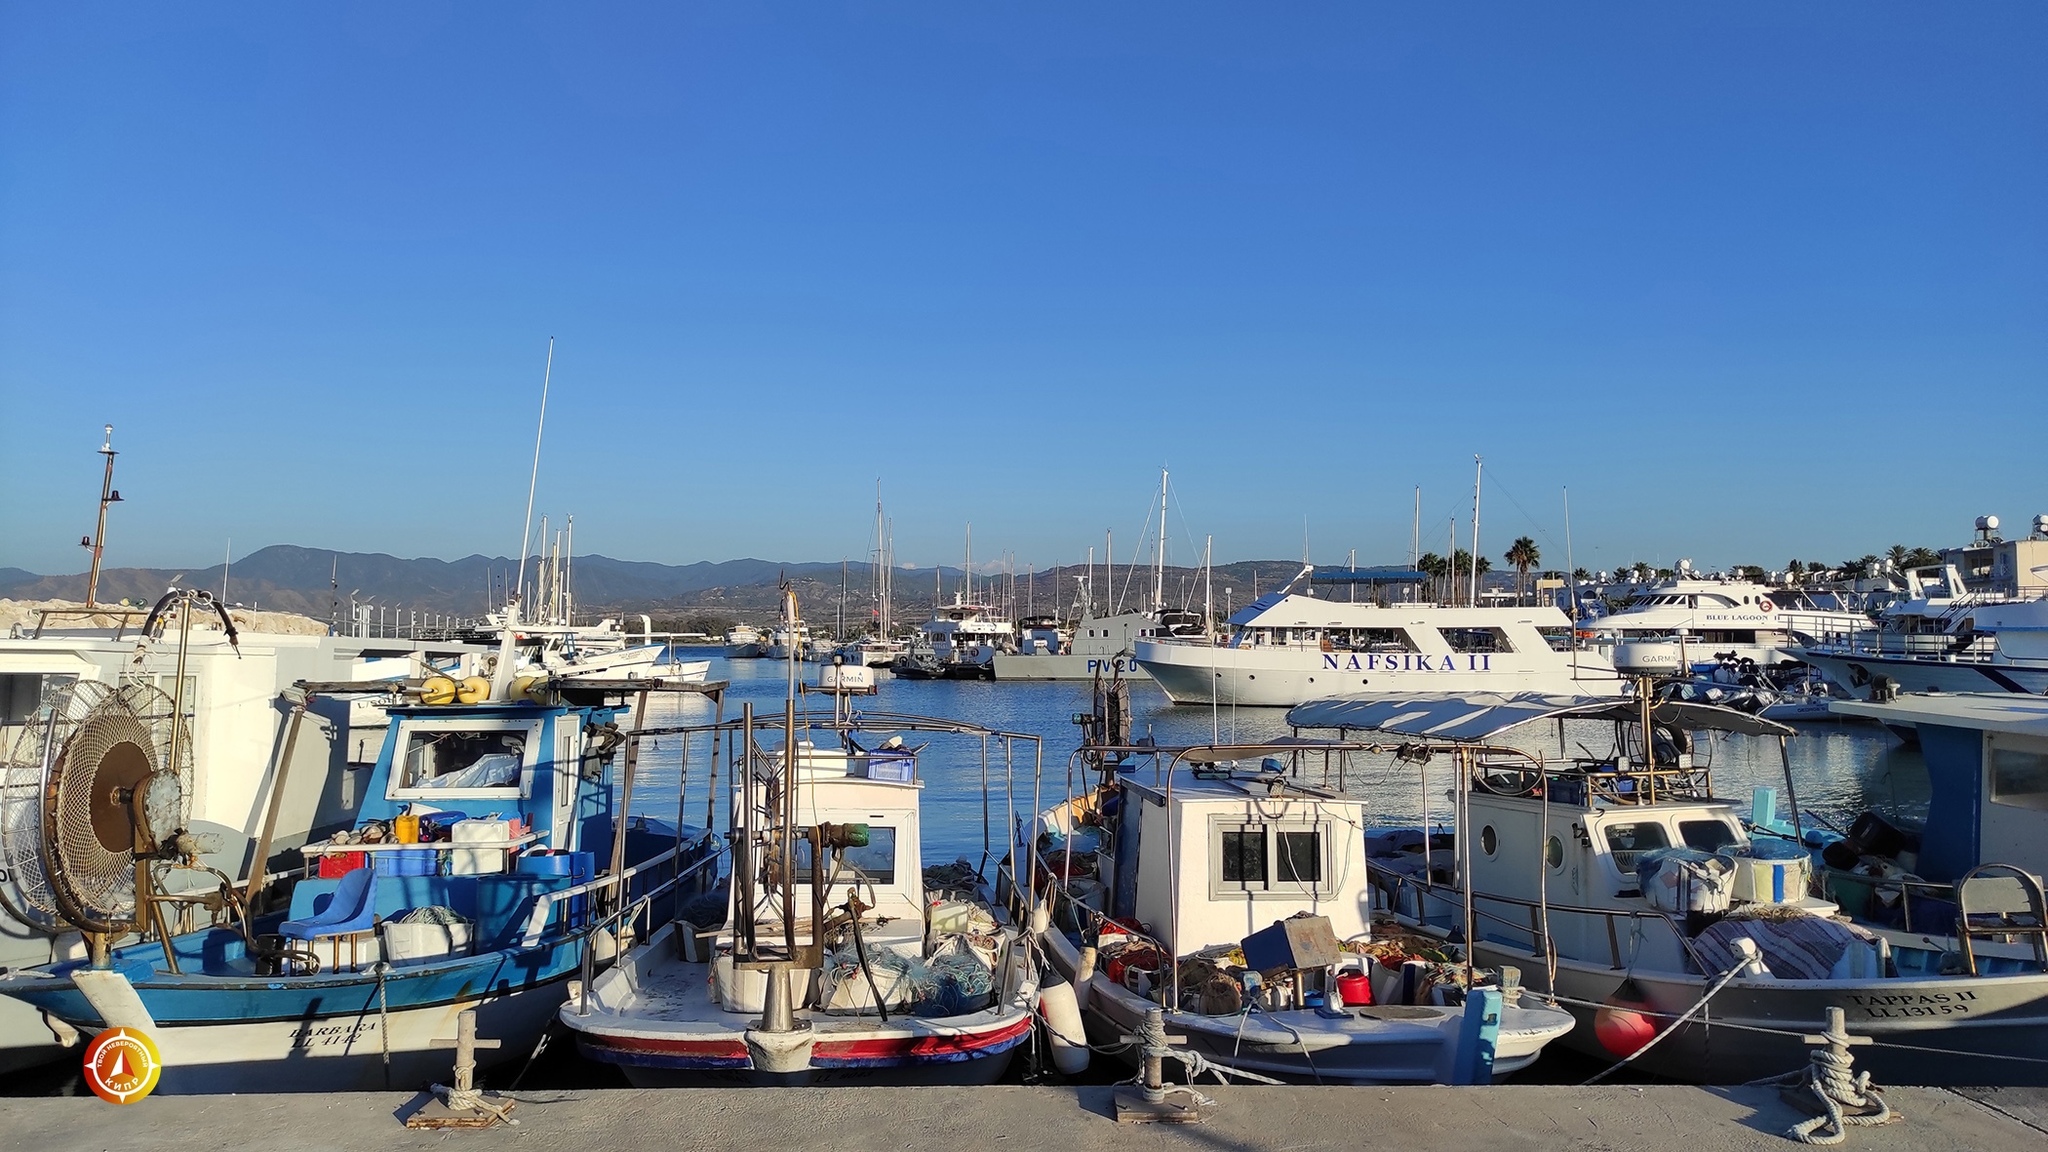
[{"xmin": 372, "ymin": 962, "xmax": 392, "ymax": 1089}]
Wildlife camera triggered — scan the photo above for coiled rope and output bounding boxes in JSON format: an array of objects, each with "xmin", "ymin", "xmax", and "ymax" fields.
[
  {"xmin": 1746, "ymin": 1010, "xmax": 1895, "ymax": 1147},
  {"xmin": 430, "ymin": 1081, "xmax": 520, "ymax": 1127}
]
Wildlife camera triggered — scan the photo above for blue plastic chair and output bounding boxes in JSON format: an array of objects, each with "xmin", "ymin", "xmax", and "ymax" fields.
[{"xmin": 281, "ymin": 868, "xmax": 380, "ymax": 968}]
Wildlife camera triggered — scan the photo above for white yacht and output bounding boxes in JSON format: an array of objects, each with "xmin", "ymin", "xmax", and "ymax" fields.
[
  {"xmin": 765, "ymin": 621, "xmax": 813, "ymax": 662},
  {"xmin": 724, "ymin": 624, "xmax": 765, "ymax": 659},
  {"xmin": 1134, "ymin": 571, "xmax": 1617, "ymax": 707},
  {"xmin": 508, "ymin": 616, "xmax": 709, "ymax": 683},
  {"xmin": 915, "ymin": 597, "xmax": 1015, "ymax": 680},
  {"xmin": 1798, "ymin": 516, "xmax": 2048, "ymax": 696},
  {"xmin": 1583, "ymin": 570, "xmax": 1869, "ymax": 675}
]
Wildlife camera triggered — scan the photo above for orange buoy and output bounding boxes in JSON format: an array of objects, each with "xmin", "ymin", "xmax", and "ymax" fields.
[{"xmin": 1593, "ymin": 979, "xmax": 1660, "ymax": 1057}]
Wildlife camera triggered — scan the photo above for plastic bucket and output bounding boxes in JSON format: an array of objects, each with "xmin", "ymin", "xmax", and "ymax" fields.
[{"xmin": 1336, "ymin": 972, "xmax": 1374, "ymax": 1007}]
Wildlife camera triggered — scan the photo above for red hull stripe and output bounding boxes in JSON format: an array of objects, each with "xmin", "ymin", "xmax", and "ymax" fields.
[{"xmin": 813, "ymin": 1016, "xmax": 1033, "ymax": 1061}]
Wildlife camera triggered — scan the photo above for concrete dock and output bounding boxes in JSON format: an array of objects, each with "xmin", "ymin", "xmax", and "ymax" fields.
[{"xmin": 5, "ymin": 1085, "xmax": 2045, "ymax": 1152}]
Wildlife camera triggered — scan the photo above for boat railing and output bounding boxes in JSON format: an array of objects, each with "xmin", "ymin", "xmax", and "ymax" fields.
[
  {"xmin": 1373, "ymin": 867, "xmax": 1713, "ymax": 977},
  {"xmin": 1469, "ymin": 752, "xmax": 1715, "ymax": 806},
  {"xmin": 520, "ymin": 835, "xmax": 724, "ymax": 948}
]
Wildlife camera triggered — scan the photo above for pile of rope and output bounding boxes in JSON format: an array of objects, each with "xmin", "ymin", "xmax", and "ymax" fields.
[{"xmin": 1747, "ymin": 1012, "xmax": 1896, "ymax": 1146}]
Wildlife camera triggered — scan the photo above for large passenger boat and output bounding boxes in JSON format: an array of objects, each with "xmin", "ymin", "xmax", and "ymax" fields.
[{"xmin": 1134, "ymin": 568, "xmax": 1618, "ymax": 707}]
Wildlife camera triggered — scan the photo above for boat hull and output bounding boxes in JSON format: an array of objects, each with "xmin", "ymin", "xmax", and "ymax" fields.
[
  {"xmin": 1038, "ymin": 927, "xmax": 1570, "ymax": 1084},
  {"xmin": 10, "ymin": 974, "xmax": 567, "ymax": 1094},
  {"xmin": 576, "ymin": 1017, "xmax": 1030, "ymax": 1087},
  {"xmin": 1800, "ymin": 650, "xmax": 2048, "ymax": 696},
  {"xmin": 1385, "ymin": 883, "xmax": 2048, "ymax": 1085},
  {"xmin": 1134, "ymin": 640, "xmax": 1620, "ymax": 707},
  {"xmin": 990, "ymin": 653, "xmax": 1152, "ymax": 682}
]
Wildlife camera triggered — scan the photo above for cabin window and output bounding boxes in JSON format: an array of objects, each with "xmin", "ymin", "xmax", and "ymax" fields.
[
  {"xmin": 1212, "ymin": 821, "xmax": 1329, "ymax": 897},
  {"xmin": 0, "ymin": 672, "xmax": 76, "ymax": 726},
  {"xmin": 1679, "ymin": 819, "xmax": 1739, "ymax": 851},
  {"xmin": 795, "ymin": 826, "xmax": 898, "ymax": 884},
  {"xmin": 1276, "ymin": 830, "xmax": 1323, "ymax": 883},
  {"xmin": 1220, "ymin": 830, "xmax": 1267, "ymax": 883},
  {"xmin": 403, "ymin": 730, "xmax": 526, "ymax": 790},
  {"xmin": 1989, "ymin": 740, "xmax": 2048, "ymax": 813},
  {"xmin": 1442, "ymin": 627, "xmax": 1513, "ymax": 654},
  {"xmin": 1602, "ymin": 822, "xmax": 1669, "ymax": 872},
  {"xmin": 1479, "ymin": 825, "xmax": 1498, "ymax": 857}
]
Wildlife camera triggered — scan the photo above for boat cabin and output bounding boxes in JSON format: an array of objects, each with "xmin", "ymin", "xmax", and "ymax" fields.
[
  {"xmin": 1834, "ymin": 693, "xmax": 2048, "ymax": 883},
  {"xmin": 1093, "ymin": 765, "xmax": 1372, "ymax": 954}
]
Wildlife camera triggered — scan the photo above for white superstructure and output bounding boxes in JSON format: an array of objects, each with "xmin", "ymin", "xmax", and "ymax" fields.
[
  {"xmin": 1584, "ymin": 574, "xmax": 1869, "ymax": 674},
  {"xmin": 917, "ymin": 597, "xmax": 1015, "ymax": 671},
  {"xmin": 1135, "ymin": 591, "xmax": 1618, "ymax": 707}
]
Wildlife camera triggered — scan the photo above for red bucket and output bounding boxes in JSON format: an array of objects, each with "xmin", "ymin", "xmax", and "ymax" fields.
[{"xmin": 1335, "ymin": 972, "xmax": 1374, "ymax": 1007}]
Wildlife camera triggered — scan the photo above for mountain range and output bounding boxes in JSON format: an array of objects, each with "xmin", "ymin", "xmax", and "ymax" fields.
[{"xmin": 0, "ymin": 544, "xmax": 1332, "ymax": 630}]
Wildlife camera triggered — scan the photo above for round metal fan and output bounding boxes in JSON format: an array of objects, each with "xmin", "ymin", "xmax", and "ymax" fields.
[{"xmin": 0, "ymin": 678, "xmax": 191, "ymax": 934}]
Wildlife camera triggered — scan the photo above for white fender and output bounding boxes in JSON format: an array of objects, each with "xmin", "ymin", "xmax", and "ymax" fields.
[
  {"xmin": 1072, "ymin": 945, "xmax": 1098, "ymax": 1013},
  {"xmin": 1039, "ymin": 980, "xmax": 1090, "ymax": 1075}
]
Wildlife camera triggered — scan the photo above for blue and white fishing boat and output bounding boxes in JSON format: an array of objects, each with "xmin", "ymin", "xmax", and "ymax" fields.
[
  {"xmin": 0, "ymin": 608, "xmax": 723, "ymax": 1094},
  {"xmin": 1288, "ymin": 691, "xmax": 2048, "ymax": 1085}
]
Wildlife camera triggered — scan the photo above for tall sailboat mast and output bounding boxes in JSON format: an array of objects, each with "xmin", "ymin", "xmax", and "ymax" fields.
[{"xmin": 1154, "ymin": 467, "xmax": 1168, "ymax": 613}]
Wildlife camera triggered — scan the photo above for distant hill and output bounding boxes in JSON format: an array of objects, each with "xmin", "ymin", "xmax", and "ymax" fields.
[{"xmin": 0, "ymin": 545, "xmax": 1401, "ymax": 633}]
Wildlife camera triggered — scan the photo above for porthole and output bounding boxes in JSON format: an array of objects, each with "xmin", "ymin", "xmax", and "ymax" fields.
[
  {"xmin": 1480, "ymin": 826, "xmax": 1498, "ymax": 856},
  {"xmin": 1546, "ymin": 836, "xmax": 1565, "ymax": 869}
]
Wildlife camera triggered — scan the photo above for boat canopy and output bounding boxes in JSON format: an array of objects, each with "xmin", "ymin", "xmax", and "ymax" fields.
[
  {"xmin": 1225, "ymin": 591, "xmax": 1290, "ymax": 628},
  {"xmin": 1284, "ymin": 691, "xmax": 1795, "ymax": 741},
  {"xmin": 1224, "ymin": 592, "xmax": 1571, "ymax": 632},
  {"xmin": 1309, "ymin": 567, "xmax": 1428, "ymax": 585}
]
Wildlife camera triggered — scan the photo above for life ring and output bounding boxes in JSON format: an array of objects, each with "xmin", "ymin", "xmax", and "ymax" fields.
[{"xmin": 1759, "ymin": 600, "xmax": 1774, "ymax": 613}]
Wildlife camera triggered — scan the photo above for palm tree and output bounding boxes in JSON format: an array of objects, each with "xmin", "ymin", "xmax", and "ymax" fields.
[
  {"xmin": 1504, "ymin": 537, "xmax": 1540, "ymax": 603},
  {"xmin": 1418, "ymin": 552, "xmax": 1448, "ymax": 603},
  {"xmin": 1886, "ymin": 544, "xmax": 1909, "ymax": 570}
]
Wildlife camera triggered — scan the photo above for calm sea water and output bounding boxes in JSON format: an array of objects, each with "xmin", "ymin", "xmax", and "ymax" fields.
[{"xmin": 626, "ymin": 650, "xmax": 1927, "ymax": 860}]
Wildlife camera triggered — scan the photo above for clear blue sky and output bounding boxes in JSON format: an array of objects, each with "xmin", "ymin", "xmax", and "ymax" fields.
[{"xmin": 3, "ymin": 4, "xmax": 2042, "ymax": 579}]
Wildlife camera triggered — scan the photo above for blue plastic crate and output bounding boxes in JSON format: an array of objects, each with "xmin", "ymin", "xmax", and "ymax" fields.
[{"xmin": 374, "ymin": 849, "xmax": 437, "ymax": 877}]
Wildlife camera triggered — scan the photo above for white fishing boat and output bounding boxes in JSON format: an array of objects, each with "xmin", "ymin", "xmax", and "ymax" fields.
[
  {"xmin": 1019, "ymin": 686, "xmax": 1577, "ymax": 1084},
  {"xmin": 1288, "ymin": 691, "xmax": 2048, "ymax": 1085},
  {"xmin": 1135, "ymin": 566, "xmax": 1619, "ymax": 707},
  {"xmin": 562, "ymin": 595, "xmax": 1042, "ymax": 1084}
]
